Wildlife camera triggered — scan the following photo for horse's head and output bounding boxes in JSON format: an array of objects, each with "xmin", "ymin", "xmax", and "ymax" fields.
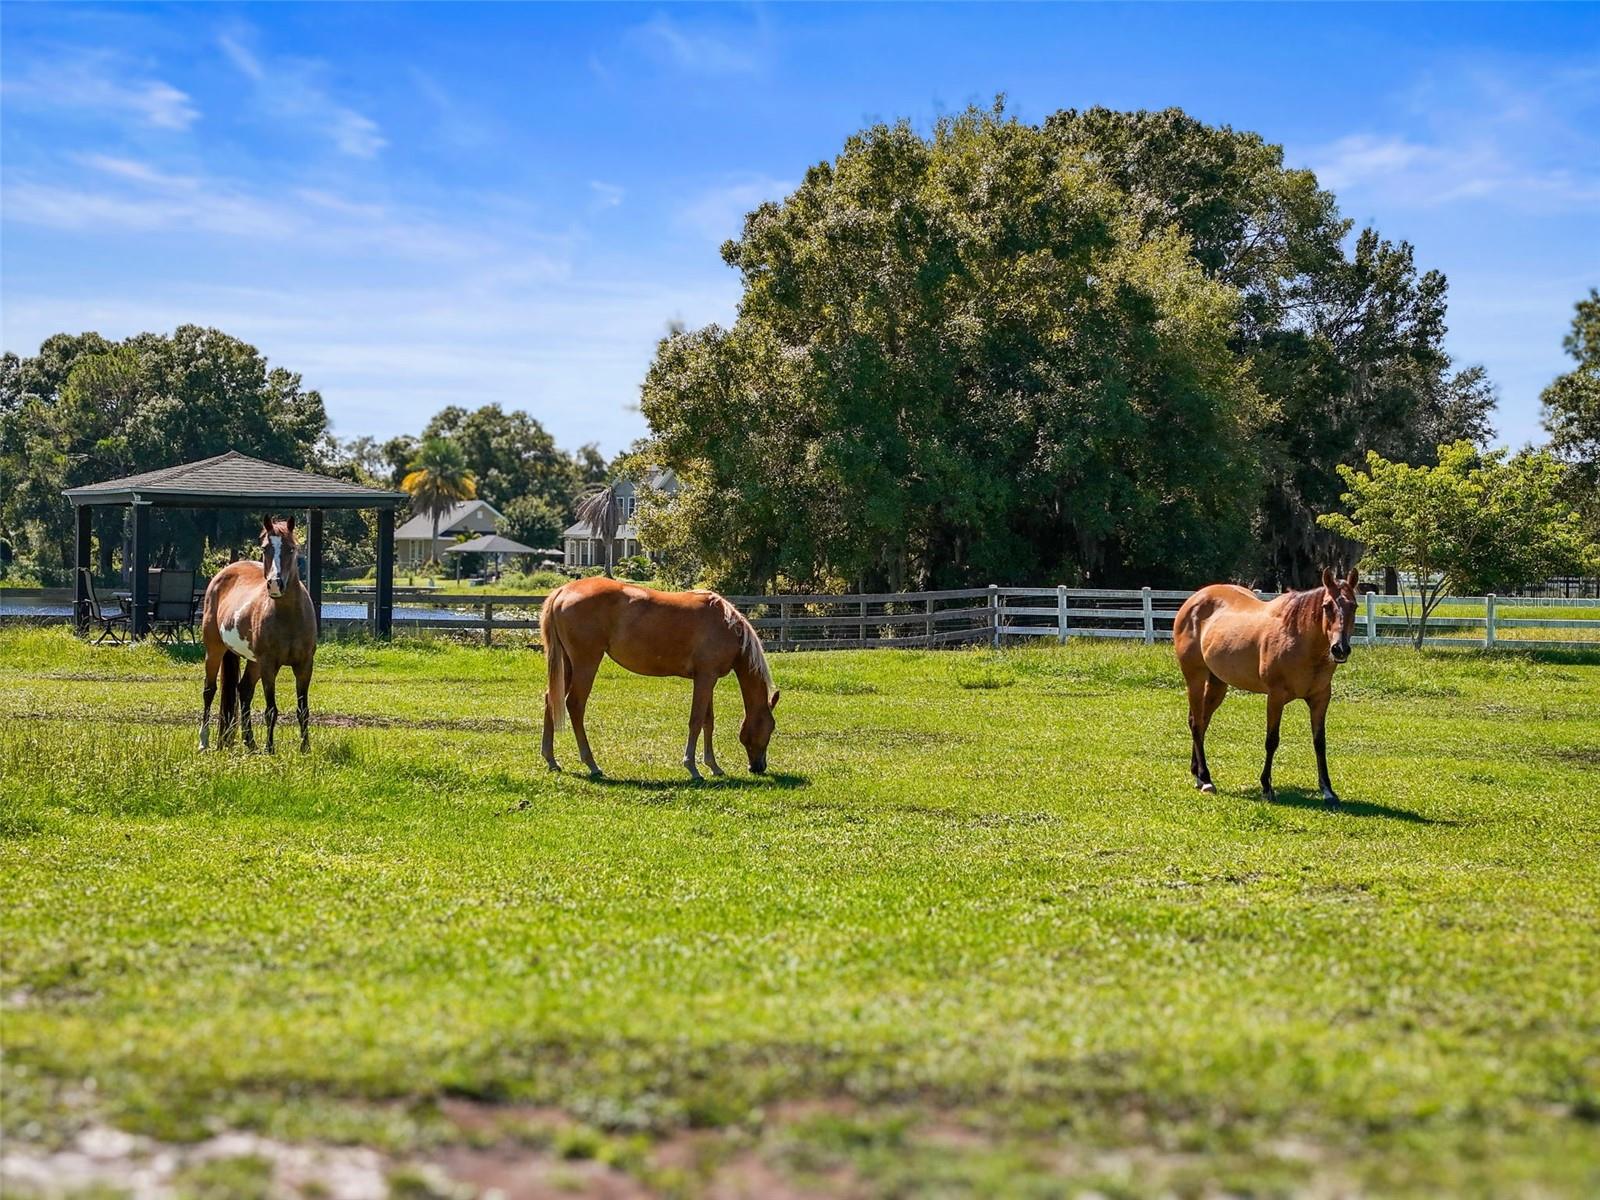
[
  {"xmin": 260, "ymin": 515, "xmax": 299, "ymax": 599},
  {"xmin": 1320, "ymin": 566, "xmax": 1359, "ymax": 663},
  {"xmin": 739, "ymin": 689, "xmax": 780, "ymax": 774}
]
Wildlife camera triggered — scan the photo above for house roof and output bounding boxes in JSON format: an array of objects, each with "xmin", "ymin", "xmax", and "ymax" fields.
[
  {"xmin": 393, "ymin": 498, "xmax": 503, "ymax": 540},
  {"xmin": 563, "ymin": 521, "xmax": 640, "ymax": 540},
  {"xmin": 62, "ymin": 450, "xmax": 408, "ymax": 510},
  {"xmin": 442, "ymin": 534, "xmax": 538, "ymax": 555}
]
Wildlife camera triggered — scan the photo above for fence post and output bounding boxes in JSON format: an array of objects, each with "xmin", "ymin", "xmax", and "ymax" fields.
[
  {"xmin": 1485, "ymin": 593, "xmax": 1496, "ymax": 649},
  {"xmin": 925, "ymin": 596, "xmax": 935, "ymax": 647},
  {"xmin": 1141, "ymin": 587, "xmax": 1154, "ymax": 645},
  {"xmin": 989, "ymin": 584, "xmax": 1000, "ymax": 649},
  {"xmin": 483, "ymin": 601, "xmax": 494, "ymax": 648},
  {"xmin": 1365, "ymin": 591, "xmax": 1376, "ymax": 647},
  {"xmin": 780, "ymin": 601, "xmax": 790, "ymax": 652},
  {"xmin": 860, "ymin": 596, "xmax": 868, "ymax": 646},
  {"xmin": 1057, "ymin": 584, "xmax": 1068, "ymax": 645}
]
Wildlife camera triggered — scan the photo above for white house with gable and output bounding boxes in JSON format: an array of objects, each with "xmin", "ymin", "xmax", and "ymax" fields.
[{"xmin": 394, "ymin": 499, "xmax": 503, "ymax": 570}]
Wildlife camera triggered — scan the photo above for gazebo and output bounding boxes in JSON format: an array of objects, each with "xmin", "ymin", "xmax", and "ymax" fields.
[
  {"xmin": 62, "ymin": 451, "xmax": 409, "ymax": 639},
  {"xmin": 442, "ymin": 533, "xmax": 538, "ymax": 579}
]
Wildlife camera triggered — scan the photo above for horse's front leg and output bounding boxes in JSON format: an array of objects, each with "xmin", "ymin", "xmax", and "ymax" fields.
[
  {"xmin": 1260, "ymin": 691, "xmax": 1286, "ymax": 802},
  {"xmin": 683, "ymin": 675, "xmax": 714, "ymax": 781},
  {"xmin": 261, "ymin": 665, "xmax": 279, "ymax": 755},
  {"xmin": 700, "ymin": 677, "xmax": 724, "ymax": 777},
  {"xmin": 1308, "ymin": 688, "xmax": 1339, "ymax": 805},
  {"xmin": 293, "ymin": 660, "xmax": 312, "ymax": 753}
]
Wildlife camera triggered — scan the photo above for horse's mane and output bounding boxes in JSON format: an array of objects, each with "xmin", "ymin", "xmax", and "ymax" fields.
[
  {"xmin": 711, "ymin": 593, "xmax": 773, "ymax": 693},
  {"xmin": 1280, "ymin": 586, "xmax": 1327, "ymax": 631}
]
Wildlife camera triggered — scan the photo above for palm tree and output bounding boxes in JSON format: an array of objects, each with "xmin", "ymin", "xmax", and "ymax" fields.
[
  {"xmin": 401, "ymin": 437, "xmax": 477, "ymax": 570},
  {"xmin": 575, "ymin": 483, "xmax": 622, "ymax": 577}
]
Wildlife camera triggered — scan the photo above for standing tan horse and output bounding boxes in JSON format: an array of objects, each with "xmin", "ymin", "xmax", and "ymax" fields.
[
  {"xmin": 200, "ymin": 516, "xmax": 317, "ymax": 754},
  {"xmin": 540, "ymin": 577, "xmax": 780, "ymax": 779},
  {"xmin": 1173, "ymin": 567, "xmax": 1359, "ymax": 804}
]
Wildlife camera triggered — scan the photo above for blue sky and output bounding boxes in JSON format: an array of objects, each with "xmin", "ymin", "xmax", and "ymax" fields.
[{"xmin": 3, "ymin": 3, "xmax": 1597, "ymax": 453}]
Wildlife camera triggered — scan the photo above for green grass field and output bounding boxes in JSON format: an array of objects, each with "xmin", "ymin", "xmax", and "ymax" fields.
[{"xmin": 3, "ymin": 627, "xmax": 1598, "ymax": 1198}]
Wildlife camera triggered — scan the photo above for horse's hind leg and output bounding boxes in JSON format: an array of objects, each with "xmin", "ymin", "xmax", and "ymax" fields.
[
  {"xmin": 565, "ymin": 651, "xmax": 604, "ymax": 778},
  {"xmin": 219, "ymin": 651, "xmax": 241, "ymax": 747},
  {"xmin": 238, "ymin": 662, "xmax": 260, "ymax": 751},
  {"xmin": 293, "ymin": 660, "xmax": 312, "ymax": 753},
  {"xmin": 1186, "ymin": 670, "xmax": 1227, "ymax": 793},
  {"xmin": 200, "ymin": 648, "xmax": 221, "ymax": 750}
]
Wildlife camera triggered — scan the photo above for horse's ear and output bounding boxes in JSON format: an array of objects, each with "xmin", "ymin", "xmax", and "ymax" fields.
[
  {"xmin": 1345, "ymin": 566, "xmax": 1359, "ymax": 589},
  {"xmin": 1321, "ymin": 566, "xmax": 1336, "ymax": 592},
  {"xmin": 262, "ymin": 514, "xmax": 274, "ymax": 532},
  {"xmin": 284, "ymin": 514, "xmax": 296, "ymax": 533},
  {"xmin": 769, "ymin": 689, "xmax": 781, "ymax": 711}
]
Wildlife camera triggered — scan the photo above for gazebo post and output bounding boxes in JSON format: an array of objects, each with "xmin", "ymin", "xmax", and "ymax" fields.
[
  {"xmin": 130, "ymin": 501, "xmax": 152, "ymax": 640},
  {"xmin": 375, "ymin": 508, "xmax": 395, "ymax": 639},
  {"xmin": 73, "ymin": 505, "xmax": 93, "ymax": 633},
  {"xmin": 308, "ymin": 507, "xmax": 324, "ymax": 627}
]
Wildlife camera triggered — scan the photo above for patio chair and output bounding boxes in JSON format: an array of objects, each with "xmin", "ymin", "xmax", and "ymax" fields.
[
  {"xmin": 152, "ymin": 569, "xmax": 197, "ymax": 643},
  {"xmin": 78, "ymin": 568, "xmax": 130, "ymax": 645}
]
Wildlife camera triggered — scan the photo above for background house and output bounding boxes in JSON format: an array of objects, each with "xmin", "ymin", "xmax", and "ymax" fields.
[
  {"xmin": 563, "ymin": 468, "xmax": 678, "ymax": 569},
  {"xmin": 394, "ymin": 499, "xmax": 503, "ymax": 570}
]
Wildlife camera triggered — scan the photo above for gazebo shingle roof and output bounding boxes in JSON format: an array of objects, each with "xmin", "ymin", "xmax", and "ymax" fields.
[{"xmin": 63, "ymin": 451, "xmax": 407, "ymax": 509}]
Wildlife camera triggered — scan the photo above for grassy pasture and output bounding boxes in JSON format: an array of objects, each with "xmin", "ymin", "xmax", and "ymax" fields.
[{"xmin": 2, "ymin": 627, "xmax": 1598, "ymax": 1197}]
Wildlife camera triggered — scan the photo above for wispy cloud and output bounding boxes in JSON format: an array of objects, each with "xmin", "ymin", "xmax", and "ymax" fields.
[
  {"xmin": 625, "ymin": 12, "xmax": 768, "ymax": 76},
  {"xmin": 589, "ymin": 180, "xmax": 625, "ymax": 209},
  {"xmin": 218, "ymin": 30, "xmax": 386, "ymax": 158},
  {"xmin": 679, "ymin": 175, "xmax": 793, "ymax": 243},
  {"xmin": 1303, "ymin": 59, "xmax": 1600, "ymax": 213},
  {"xmin": 2, "ymin": 154, "xmax": 545, "ymax": 266},
  {"xmin": 1, "ymin": 50, "xmax": 198, "ymax": 131}
]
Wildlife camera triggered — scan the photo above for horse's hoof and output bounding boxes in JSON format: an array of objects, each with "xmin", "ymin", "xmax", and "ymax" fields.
[
  {"xmin": 1262, "ymin": 787, "xmax": 1276, "ymax": 803},
  {"xmin": 1323, "ymin": 792, "xmax": 1341, "ymax": 807},
  {"xmin": 1199, "ymin": 782, "xmax": 1216, "ymax": 794},
  {"xmin": 707, "ymin": 766, "xmax": 725, "ymax": 778},
  {"xmin": 545, "ymin": 761, "xmax": 561, "ymax": 773},
  {"xmin": 587, "ymin": 767, "xmax": 604, "ymax": 780}
]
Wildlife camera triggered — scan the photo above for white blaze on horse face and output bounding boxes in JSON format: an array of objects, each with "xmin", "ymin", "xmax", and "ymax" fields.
[{"xmin": 267, "ymin": 535, "xmax": 284, "ymax": 595}]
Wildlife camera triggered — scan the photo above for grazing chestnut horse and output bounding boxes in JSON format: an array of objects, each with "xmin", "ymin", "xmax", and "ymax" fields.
[
  {"xmin": 200, "ymin": 516, "xmax": 317, "ymax": 754},
  {"xmin": 540, "ymin": 577, "xmax": 780, "ymax": 779},
  {"xmin": 1173, "ymin": 567, "xmax": 1359, "ymax": 805}
]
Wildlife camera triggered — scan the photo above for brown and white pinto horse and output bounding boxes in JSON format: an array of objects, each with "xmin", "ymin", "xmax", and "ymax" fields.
[
  {"xmin": 200, "ymin": 516, "xmax": 317, "ymax": 753},
  {"xmin": 1173, "ymin": 567, "xmax": 1359, "ymax": 805},
  {"xmin": 540, "ymin": 577, "xmax": 779, "ymax": 780}
]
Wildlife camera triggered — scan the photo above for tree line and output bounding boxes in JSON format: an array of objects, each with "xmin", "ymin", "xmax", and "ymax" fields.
[
  {"xmin": 0, "ymin": 327, "xmax": 609, "ymax": 585},
  {"xmin": 634, "ymin": 104, "xmax": 1595, "ymax": 593}
]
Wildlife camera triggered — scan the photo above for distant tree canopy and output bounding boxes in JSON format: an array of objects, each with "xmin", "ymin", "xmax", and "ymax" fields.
[
  {"xmin": 0, "ymin": 326, "xmax": 328, "ymax": 583},
  {"xmin": 0, "ymin": 337, "xmax": 625, "ymax": 584},
  {"xmin": 1319, "ymin": 442, "xmax": 1597, "ymax": 646},
  {"xmin": 378, "ymin": 404, "xmax": 610, "ymax": 550},
  {"xmin": 638, "ymin": 104, "xmax": 1496, "ymax": 592},
  {"xmin": 1541, "ymin": 288, "xmax": 1600, "ymax": 536}
]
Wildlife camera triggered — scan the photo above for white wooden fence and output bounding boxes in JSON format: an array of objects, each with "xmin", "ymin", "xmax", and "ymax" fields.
[{"xmin": 6, "ymin": 585, "xmax": 1598, "ymax": 651}]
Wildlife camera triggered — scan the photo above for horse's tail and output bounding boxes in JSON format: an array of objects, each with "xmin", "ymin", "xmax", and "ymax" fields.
[
  {"xmin": 220, "ymin": 650, "xmax": 240, "ymax": 732},
  {"xmin": 541, "ymin": 588, "xmax": 568, "ymax": 732}
]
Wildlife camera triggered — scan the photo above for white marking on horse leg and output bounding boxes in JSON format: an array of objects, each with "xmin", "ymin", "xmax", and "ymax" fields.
[{"xmin": 199, "ymin": 720, "xmax": 210, "ymax": 750}]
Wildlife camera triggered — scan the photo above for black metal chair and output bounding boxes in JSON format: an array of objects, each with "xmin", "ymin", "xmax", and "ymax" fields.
[
  {"xmin": 152, "ymin": 569, "xmax": 197, "ymax": 643},
  {"xmin": 78, "ymin": 568, "xmax": 130, "ymax": 644}
]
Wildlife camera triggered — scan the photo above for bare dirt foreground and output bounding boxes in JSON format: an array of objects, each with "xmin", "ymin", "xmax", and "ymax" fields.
[{"xmin": 2, "ymin": 1106, "xmax": 1366, "ymax": 1200}]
